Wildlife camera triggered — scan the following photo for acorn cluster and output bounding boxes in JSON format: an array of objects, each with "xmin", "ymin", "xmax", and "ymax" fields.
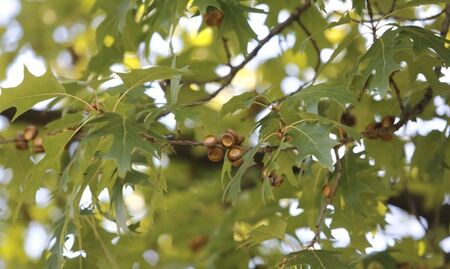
[
  {"xmin": 365, "ymin": 115, "xmax": 396, "ymax": 141},
  {"xmin": 14, "ymin": 125, "xmax": 45, "ymax": 153},
  {"xmin": 203, "ymin": 129, "xmax": 245, "ymax": 167},
  {"xmin": 262, "ymin": 169, "xmax": 284, "ymax": 187},
  {"xmin": 202, "ymin": 8, "xmax": 224, "ymax": 27}
]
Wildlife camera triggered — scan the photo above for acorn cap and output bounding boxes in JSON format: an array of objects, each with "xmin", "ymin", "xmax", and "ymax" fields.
[
  {"xmin": 203, "ymin": 9, "xmax": 224, "ymax": 27},
  {"xmin": 227, "ymin": 147, "xmax": 244, "ymax": 161},
  {"xmin": 322, "ymin": 184, "xmax": 333, "ymax": 198},
  {"xmin": 237, "ymin": 135, "xmax": 245, "ymax": 145},
  {"xmin": 203, "ymin": 135, "xmax": 218, "ymax": 147},
  {"xmin": 33, "ymin": 136, "xmax": 43, "ymax": 147},
  {"xmin": 365, "ymin": 122, "xmax": 379, "ymax": 139},
  {"xmin": 23, "ymin": 125, "xmax": 39, "ymax": 141},
  {"xmin": 14, "ymin": 133, "xmax": 28, "ymax": 150},
  {"xmin": 270, "ymin": 175, "xmax": 284, "ymax": 187},
  {"xmin": 207, "ymin": 147, "xmax": 224, "ymax": 162},
  {"xmin": 232, "ymin": 158, "xmax": 244, "ymax": 167},
  {"xmin": 33, "ymin": 144, "xmax": 45, "ymax": 153},
  {"xmin": 220, "ymin": 133, "xmax": 236, "ymax": 148},
  {"xmin": 381, "ymin": 115, "xmax": 395, "ymax": 128}
]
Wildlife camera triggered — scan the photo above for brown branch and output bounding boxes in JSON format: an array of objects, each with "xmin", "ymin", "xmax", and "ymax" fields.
[
  {"xmin": 306, "ymin": 147, "xmax": 343, "ymax": 249},
  {"xmin": 366, "ymin": 0, "xmax": 378, "ymax": 41},
  {"xmin": 440, "ymin": 5, "xmax": 450, "ymax": 37},
  {"xmin": 295, "ymin": 18, "xmax": 321, "ymax": 86},
  {"xmin": 389, "ymin": 72, "xmax": 406, "ymax": 117},
  {"xmin": 1, "ymin": 108, "xmax": 62, "ymax": 125},
  {"xmin": 194, "ymin": 1, "xmax": 312, "ymax": 104},
  {"xmin": 334, "ymin": 9, "xmax": 444, "ymax": 24},
  {"xmin": 222, "ymin": 37, "xmax": 233, "ymax": 67}
]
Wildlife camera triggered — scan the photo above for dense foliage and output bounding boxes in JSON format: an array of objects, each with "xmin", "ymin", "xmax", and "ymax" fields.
[{"xmin": 0, "ymin": 0, "xmax": 449, "ymax": 268}]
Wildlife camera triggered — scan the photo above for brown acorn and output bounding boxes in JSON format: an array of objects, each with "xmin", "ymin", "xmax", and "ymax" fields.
[
  {"xmin": 189, "ymin": 235, "xmax": 208, "ymax": 252},
  {"xmin": 226, "ymin": 128, "xmax": 240, "ymax": 139},
  {"xmin": 227, "ymin": 147, "xmax": 244, "ymax": 161},
  {"xmin": 207, "ymin": 146, "xmax": 224, "ymax": 162},
  {"xmin": 270, "ymin": 175, "xmax": 284, "ymax": 187},
  {"xmin": 232, "ymin": 158, "xmax": 244, "ymax": 167},
  {"xmin": 220, "ymin": 133, "xmax": 236, "ymax": 148},
  {"xmin": 203, "ymin": 9, "xmax": 224, "ymax": 27},
  {"xmin": 322, "ymin": 184, "xmax": 333, "ymax": 198},
  {"xmin": 381, "ymin": 115, "xmax": 395, "ymax": 128},
  {"xmin": 15, "ymin": 133, "xmax": 28, "ymax": 150},
  {"xmin": 236, "ymin": 135, "xmax": 245, "ymax": 145},
  {"xmin": 23, "ymin": 125, "xmax": 39, "ymax": 141},
  {"xmin": 365, "ymin": 122, "xmax": 379, "ymax": 139},
  {"xmin": 32, "ymin": 136, "xmax": 45, "ymax": 153},
  {"xmin": 340, "ymin": 112, "xmax": 356, "ymax": 127},
  {"xmin": 203, "ymin": 135, "xmax": 218, "ymax": 147}
]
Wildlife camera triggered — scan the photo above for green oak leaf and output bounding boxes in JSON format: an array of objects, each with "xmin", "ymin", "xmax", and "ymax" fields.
[
  {"xmin": 283, "ymin": 250, "xmax": 348, "ymax": 268},
  {"xmin": 218, "ymin": 0, "xmax": 259, "ymax": 53},
  {"xmin": 0, "ymin": 67, "xmax": 66, "ymax": 120},
  {"xmin": 287, "ymin": 83, "xmax": 358, "ymax": 113},
  {"xmin": 238, "ymin": 220, "xmax": 287, "ymax": 249},
  {"xmin": 15, "ymin": 130, "xmax": 76, "ymax": 219},
  {"xmin": 298, "ymin": 112, "xmax": 362, "ymax": 140},
  {"xmin": 116, "ymin": 66, "xmax": 192, "ymax": 95},
  {"xmin": 399, "ymin": 25, "xmax": 450, "ymax": 65},
  {"xmin": 84, "ymin": 113, "xmax": 157, "ymax": 177},
  {"xmin": 338, "ymin": 152, "xmax": 384, "ymax": 214},
  {"xmin": 220, "ymin": 91, "xmax": 258, "ymax": 117},
  {"xmin": 94, "ymin": 0, "xmax": 131, "ymax": 45},
  {"xmin": 359, "ymin": 28, "xmax": 411, "ymax": 97},
  {"xmin": 223, "ymin": 145, "xmax": 258, "ymax": 204},
  {"xmin": 287, "ymin": 123, "xmax": 338, "ymax": 170}
]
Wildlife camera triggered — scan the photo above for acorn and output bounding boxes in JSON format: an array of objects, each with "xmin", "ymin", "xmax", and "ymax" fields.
[
  {"xmin": 236, "ymin": 135, "xmax": 245, "ymax": 145},
  {"xmin": 14, "ymin": 133, "xmax": 28, "ymax": 150},
  {"xmin": 365, "ymin": 122, "xmax": 379, "ymax": 139},
  {"xmin": 189, "ymin": 235, "xmax": 208, "ymax": 252},
  {"xmin": 232, "ymin": 158, "xmax": 244, "ymax": 167},
  {"xmin": 203, "ymin": 135, "xmax": 218, "ymax": 147},
  {"xmin": 322, "ymin": 184, "xmax": 333, "ymax": 198},
  {"xmin": 220, "ymin": 133, "xmax": 236, "ymax": 148},
  {"xmin": 340, "ymin": 112, "xmax": 356, "ymax": 127},
  {"xmin": 227, "ymin": 147, "xmax": 244, "ymax": 161},
  {"xmin": 203, "ymin": 9, "xmax": 224, "ymax": 27},
  {"xmin": 23, "ymin": 125, "xmax": 38, "ymax": 141},
  {"xmin": 381, "ymin": 115, "xmax": 395, "ymax": 128},
  {"xmin": 269, "ymin": 175, "xmax": 284, "ymax": 187},
  {"xmin": 276, "ymin": 132, "xmax": 284, "ymax": 140},
  {"xmin": 207, "ymin": 146, "xmax": 224, "ymax": 162},
  {"xmin": 32, "ymin": 136, "xmax": 45, "ymax": 153}
]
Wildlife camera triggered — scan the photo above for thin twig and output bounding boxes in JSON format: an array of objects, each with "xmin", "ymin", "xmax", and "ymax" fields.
[
  {"xmin": 296, "ymin": 18, "xmax": 321, "ymax": 85},
  {"xmin": 306, "ymin": 147, "xmax": 343, "ymax": 249},
  {"xmin": 440, "ymin": 5, "xmax": 450, "ymax": 37},
  {"xmin": 389, "ymin": 72, "xmax": 406, "ymax": 117},
  {"xmin": 195, "ymin": 1, "xmax": 312, "ymax": 104},
  {"xmin": 366, "ymin": 0, "xmax": 378, "ymax": 41},
  {"xmin": 222, "ymin": 37, "xmax": 233, "ymax": 67},
  {"xmin": 2, "ymin": 86, "xmax": 434, "ymax": 159}
]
